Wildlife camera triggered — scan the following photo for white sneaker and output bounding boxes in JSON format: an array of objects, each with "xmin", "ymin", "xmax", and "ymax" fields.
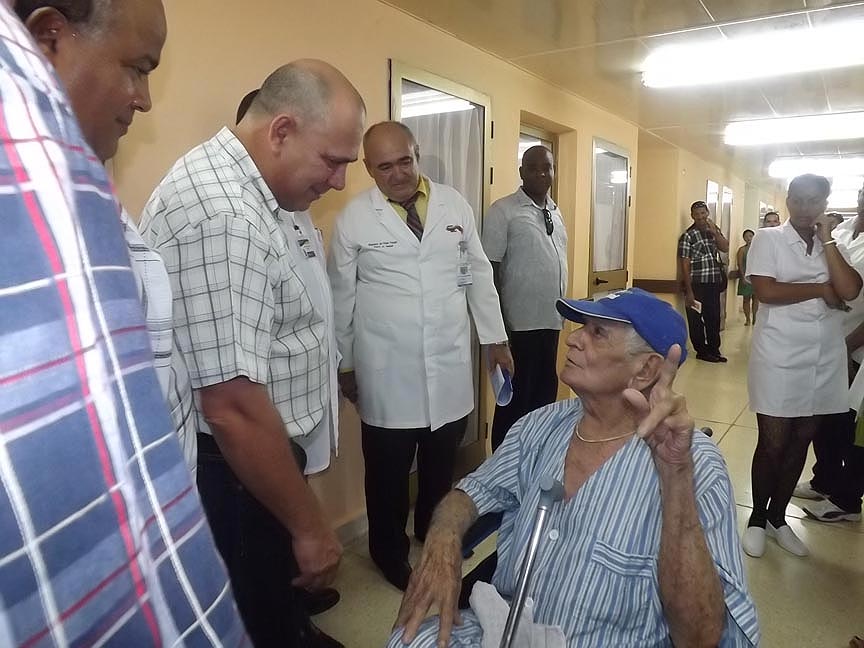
[
  {"xmin": 803, "ymin": 499, "xmax": 862, "ymax": 523},
  {"xmin": 742, "ymin": 526, "xmax": 766, "ymax": 558},
  {"xmin": 792, "ymin": 481, "xmax": 826, "ymax": 500},
  {"xmin": 767, "ymin": 522, "xmax": 809, "ymax": 557}
]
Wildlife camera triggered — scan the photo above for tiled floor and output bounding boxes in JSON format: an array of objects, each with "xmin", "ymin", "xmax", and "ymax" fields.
[{"xmin": 316, "ymin": 313, "xmax": 864, "ymax": 647}]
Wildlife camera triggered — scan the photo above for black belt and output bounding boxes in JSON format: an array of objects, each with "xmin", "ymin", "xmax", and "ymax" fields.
[{"xmin": 196, "ymin": 432, "xmax": 307, "ymax": 473}]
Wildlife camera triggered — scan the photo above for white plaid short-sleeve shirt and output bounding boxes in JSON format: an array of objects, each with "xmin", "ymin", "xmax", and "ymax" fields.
[
  {"xmin": 140, "ymin": 128, "xmax": 330, "ymax": 438},
  {"xmin": 121, "ymin": 210, "xmax": 197, "ymax": 472}
]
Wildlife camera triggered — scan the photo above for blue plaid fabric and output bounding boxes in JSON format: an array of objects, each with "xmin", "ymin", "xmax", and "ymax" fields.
[{"xmin": 0, "ymin": 8, "xmax": 246, "ymax": 647}]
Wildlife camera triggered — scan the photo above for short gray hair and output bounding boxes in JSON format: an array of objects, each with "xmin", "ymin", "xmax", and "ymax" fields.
[
  {"xmin": 623, "ymin": 326, "xmax": 655, "ymax": 357},
  {"xmin": 252, "ymin": 64, "xmax": 332, "ymax": 125},
  {"xmin": 16, "ymin": 0, "xmax": 113, "ymax": 36}
]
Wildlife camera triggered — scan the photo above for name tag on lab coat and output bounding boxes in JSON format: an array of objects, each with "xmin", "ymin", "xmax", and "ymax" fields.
[
  {"xmin": 457, "ymin": 240, "xmax": 473, "ymax": 286},
  {"xmin": 296, "ymin": 233, "xmax": 317, "ymax": 258}
]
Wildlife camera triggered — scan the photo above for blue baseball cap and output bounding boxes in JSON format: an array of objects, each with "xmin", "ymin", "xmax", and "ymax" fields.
[{"xmin": 556, "ymin": 288, "xmax": 688, "ymax": 365}]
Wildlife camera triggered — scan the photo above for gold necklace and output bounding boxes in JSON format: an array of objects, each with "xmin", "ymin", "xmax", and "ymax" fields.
[{"xmin": 574, "ymin": 423, "xmax": 635, "ymax": 444}]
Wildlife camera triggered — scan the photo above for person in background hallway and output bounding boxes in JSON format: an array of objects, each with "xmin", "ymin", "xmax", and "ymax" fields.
[
  {"xmin": 482, "ymin": 145, "xmax": 568, "ymax": 451},
  {"xmin": 17, "ymin": 0, "xmax": 198, "ymax": 473},
  {"xmin": 388, "ymin": 289, "xmax": 758, "ymax": 648},
  {"xmin": 678, "ymin": 200, "xmax": 730, "ymax": 362},
  {"xmin": 329, "ymin": 121, "xmax": 513, "ymax": 591},
  {"xmin": 763, "ymin": 210, "xmax": 781, "ymax": 228},
  {"xmin": 736, "ymin": 229, "xmax": 757, "ymax": 326},
  {"xmin": 793, "ymin": 188, "xmax": 864, "ymax": 524},
  {"xmin": 743, "ymin": 174, "xmax": 862, "ymax": 559},
  {"xmin": 142, "ymin": 60, "xmax": 366, "ymax": 648},
  {"xmin": 0, "ymin": 0, "xmax": 246, "ymax": 643}
]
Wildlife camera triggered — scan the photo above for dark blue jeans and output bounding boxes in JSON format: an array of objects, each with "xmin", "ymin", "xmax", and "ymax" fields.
[{"xmin": 197, "ymin": 433, "xmax": 308, "ymax": 647}]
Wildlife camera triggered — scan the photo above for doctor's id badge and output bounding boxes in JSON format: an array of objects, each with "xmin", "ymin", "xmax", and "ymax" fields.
[
  {"xmin": 295, "ymin": 227, "xmax": 317, "ymax": 259},
  {"xmin": 457, "ymin": 239, "xmax": 473, "ymax": 287}
]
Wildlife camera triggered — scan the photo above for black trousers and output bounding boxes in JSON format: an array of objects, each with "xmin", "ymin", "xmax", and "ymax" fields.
[
  {"xmin": 684, "ymin": 282, "xmax": 723, "ymax": 356},
  {"xmin": 810, "ymin": 410, "xmax": 864, "ymax": 513},
  {"xmin": 490, "ymin": 329, "xmax": 560, "ymax": 451},
  {"xmin": 361, "ymin": 417, "xmax": 467, "ymax": 570},
  {"xmin": 197, "ymin": 433, "xmax": 310, "ymax": 648}
]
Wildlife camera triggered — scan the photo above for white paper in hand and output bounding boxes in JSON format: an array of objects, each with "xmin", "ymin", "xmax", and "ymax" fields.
[{"xmin": 490, "ymin": 365, "xmax": 513, "ymax": 406}]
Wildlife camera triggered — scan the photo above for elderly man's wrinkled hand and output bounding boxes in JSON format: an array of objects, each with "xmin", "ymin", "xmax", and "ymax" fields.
[
  {"xmin": 394, "ymin": 532, "xmax": 463, "ymax": 647},
  {"xmin": 622, "ymin": 344, "xmax": 695, "ymax": 468}
]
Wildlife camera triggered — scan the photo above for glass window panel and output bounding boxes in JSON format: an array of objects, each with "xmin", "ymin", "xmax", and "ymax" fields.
[
  {"xmin": 592, "ymin": 148, "xmax": 628, "ymax": 273},
  {"xmin": 401, "ymin": 79, "xmax": 484, "ymax": 219}
]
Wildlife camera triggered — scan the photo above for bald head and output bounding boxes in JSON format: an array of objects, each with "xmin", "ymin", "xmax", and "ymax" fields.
[
  {"xmin": 234, "ymin": 60, "xmax": 365, "ymax": 213},
  {"xmin": 20, "ymin": 0, "xmax": 166, "ymax": 161},
  {"xmin": 245, "ymin": 58, "xmax": 365, "ymax": 128},
  {"xmin": 364, "ymin": 121, "xmax": 417, "ymax": 152},
  {"xmin": 522, "ymin": 145, "xmax": 552, "ymax": 167},
  {"xmin": 363, "ymin": 121, "xmax": 421, "ymax": 203},
  {"xmin": 520, "ymin": 145, "xmax": 554, "ymax": 201}
]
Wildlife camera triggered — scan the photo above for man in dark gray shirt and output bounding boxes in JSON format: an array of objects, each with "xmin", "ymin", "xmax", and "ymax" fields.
[{"xmin": 482, "ymin": 146, "xmax": 568, "ymax": 449}]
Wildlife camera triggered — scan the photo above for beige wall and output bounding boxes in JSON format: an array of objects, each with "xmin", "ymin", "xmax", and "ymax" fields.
[
  {"xmin": 633, "ymin": 142, "xmax": 680, "ymax": 280},
  {"xmin": 113, "ymin": 0, "xmax": 641, "ymax": 530}
]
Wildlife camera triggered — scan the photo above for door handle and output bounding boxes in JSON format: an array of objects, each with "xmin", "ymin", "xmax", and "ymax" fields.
[{"xmin": 594, "ymin": 277, "xmax": 609, "ymax": 286}]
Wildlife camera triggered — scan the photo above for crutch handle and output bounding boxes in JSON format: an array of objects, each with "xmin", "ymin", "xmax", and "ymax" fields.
[{"xmin": 499, "ymin": 477, "xmax": 565, "ymax": 648}]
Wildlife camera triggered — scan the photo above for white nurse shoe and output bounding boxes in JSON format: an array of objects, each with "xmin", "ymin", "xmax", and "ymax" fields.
[{"xmin": 767, "ymin": 522, "xmax": 809, "ymax": 557}]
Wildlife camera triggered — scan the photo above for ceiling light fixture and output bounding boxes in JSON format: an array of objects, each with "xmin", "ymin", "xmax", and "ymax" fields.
[
  {"xmin": 401, "ymin": 90, "xmax": 474, "ymax": 118},
  {"xmin": 725, "ymin": 112, "xmax": 864, "ymax": 146},
  {"xmin": 643, "ymin": 20, "xmax": 864, "ymax": 88},
  {"xmin": 768, "ymin": 157, "xmax": 864, "ymax": 179},
  {"xmin": 610, "ymin": 170, "xmax": 628, "ymax": 184},
  {"xmin": 827, "ymin": 190, "xmax": 860, "ymax": 209}
]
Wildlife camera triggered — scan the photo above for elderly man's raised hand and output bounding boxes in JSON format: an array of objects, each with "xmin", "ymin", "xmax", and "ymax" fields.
[
  {"xmin": 394, "ymin": 531, "xmax": 463, "ymax": 647},
  {"xmin": 622, "ymin": 344, "xmax": 695, "ymax": 468}
]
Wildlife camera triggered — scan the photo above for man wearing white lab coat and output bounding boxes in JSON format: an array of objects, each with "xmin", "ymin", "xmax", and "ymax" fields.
[{"xmin": 328, "ymin": 121, "xmax": 513, "ymax": 590}]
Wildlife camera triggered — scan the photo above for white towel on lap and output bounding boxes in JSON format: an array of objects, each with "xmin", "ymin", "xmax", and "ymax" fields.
[{"xmin": 470, "ymin": 582, "xmax": 566, "ymax": 648}]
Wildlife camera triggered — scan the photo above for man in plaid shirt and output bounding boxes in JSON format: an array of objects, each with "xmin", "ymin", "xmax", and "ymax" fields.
[
  {"xmin": 141, "ymin": 61, "xmax": 365, "ymax": 647},
  {"xmin": 16, "ymin": 0, "xmax": 198, "ymax": 474},
  {"xmin": 678, "ymin": 200, "xmax": 730, "ymax": 362},
  {"xmin": 0, "ymin": 0, "xmax": 245, "ymax": 645}
]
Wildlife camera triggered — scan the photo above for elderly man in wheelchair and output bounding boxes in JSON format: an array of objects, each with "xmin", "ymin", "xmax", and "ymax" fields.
[{"xmin": 388, "ymin": 289, "xmax": 759, "ymax": 648}]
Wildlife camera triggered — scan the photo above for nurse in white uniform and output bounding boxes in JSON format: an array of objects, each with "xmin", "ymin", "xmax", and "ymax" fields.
[{"xmin": 743, "ymin": 174, "xmax": 862, "ymax": 558}]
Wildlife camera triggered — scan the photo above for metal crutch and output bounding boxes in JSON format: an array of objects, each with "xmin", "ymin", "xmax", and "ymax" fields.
[{"xmin": 499, "ymin": 475, "xmax": 565, "ymax": 648}]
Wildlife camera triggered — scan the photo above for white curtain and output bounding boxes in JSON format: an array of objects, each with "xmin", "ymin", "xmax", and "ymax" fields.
[
  {"xmin": 403, "ymin": 107, "xmax": 484, "ymax": 219},
  {"xmin": 401, "ymin": 81, "xmax": 486, "ymax": 446}
]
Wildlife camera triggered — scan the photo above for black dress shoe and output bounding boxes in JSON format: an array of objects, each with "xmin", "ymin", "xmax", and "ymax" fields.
[
  {"xmin": 377, "ymin": 560, "xmax": 412, "ymax": 591},
  {"xmin": 696, "ymin": 353, "xmax": 725, "ymax": 363},
  {"xmin": 298, "ymin": 621, "xmax": 344, "ymax": 648},
  {"xmin": 297, "ymin": 587, "xmax": 340, "ymax": 615}
]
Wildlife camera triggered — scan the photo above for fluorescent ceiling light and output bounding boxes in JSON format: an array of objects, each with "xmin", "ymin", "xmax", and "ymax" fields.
[
  {"xmin": 768, "ymin": 157, "xmax": 864, "ymax": 179},
  {"xmin": 828, "ymin": 190, "xmax": 859, "ymax": 209},
  {"xmin": 401, "ymin": 90, "xmax": 474, "ymax": 118},
  {"xmin": 643, "ymin": 20, "xmax": 864, "ymax": 87},
  {"xmin": 726, "ymin": 112, "xmax": 864, "ymax": 146},
  {"xmin": 610, "ymin": 170, "xmax": 628, "ymax": 184},
  {"xmin": 831, "ymin": 175, "xmax": 864, "ymax": 191}
]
